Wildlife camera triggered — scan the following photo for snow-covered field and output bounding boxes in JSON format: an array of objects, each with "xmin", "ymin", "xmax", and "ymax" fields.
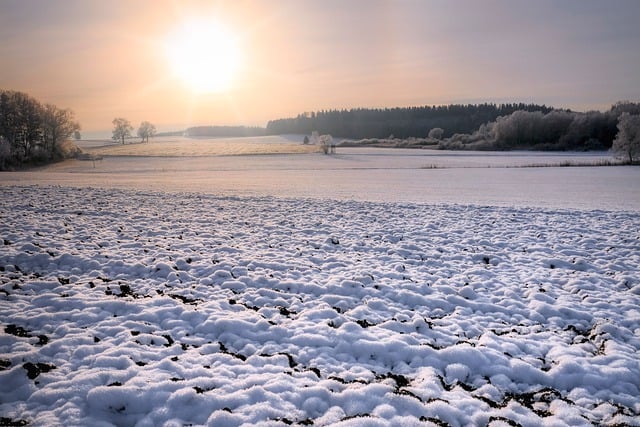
[
  {"xmin": 1, "ymin": 145, "xmax": 639, "ymax": 426},
  {"xmin": 2, "ymin": 139, "xmax": 640, "ymax": 210},
  {"xmin": 79, "ymin": 136, "xmax": 319, "ymax": 157}
]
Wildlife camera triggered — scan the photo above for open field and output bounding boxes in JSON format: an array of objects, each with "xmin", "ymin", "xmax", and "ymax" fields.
[
  {"xmin": 2, "ymin": 137, "xmax": 639, "ymax": 210},
  {"xmin": 79, "ymin": 136, "xmax": 320, "ymax": 157},
  {"xmin": 1, "ymin": 186, "xmax": 639, "ymax": 426},
  {"xmin": 1, "ymin": 142, "xmax": 639, "ymax": 425}
]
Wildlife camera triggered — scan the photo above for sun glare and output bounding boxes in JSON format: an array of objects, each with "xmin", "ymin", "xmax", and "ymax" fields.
[{"xmin": 165, "ymin": 19, "xmax": 241, "ymax": 94}]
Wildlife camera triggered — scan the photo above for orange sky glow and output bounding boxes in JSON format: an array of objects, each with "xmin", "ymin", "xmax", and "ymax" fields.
[{"xmin": 1, "ymin": 0, "xmax": 639, "ymax": 136}]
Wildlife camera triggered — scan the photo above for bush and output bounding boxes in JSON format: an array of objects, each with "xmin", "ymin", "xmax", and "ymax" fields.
[{"xmin": 57, "ymin": 139, "xmax": 81, "ymax": 159}]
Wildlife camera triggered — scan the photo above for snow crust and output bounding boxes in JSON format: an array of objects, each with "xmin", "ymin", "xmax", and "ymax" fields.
[{"xmin": 1, "ymin": 185, "xmax": 639, "ymax": 426}]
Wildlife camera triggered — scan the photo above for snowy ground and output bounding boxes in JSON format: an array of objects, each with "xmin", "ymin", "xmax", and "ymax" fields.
[
  {"xmin": 1, "ymin": 143, "xmax": 640, "ymax": 425},
  {"xmin": 78, "ymin": 136, "xmax": 319, "ymax": 157},
  {"xmin": 2, "ymin": 140, "xmax": 639, "ymax": 210},
  {"xmin": 1, "ymin": 184, "xmax": 639, "ymax": 426}
]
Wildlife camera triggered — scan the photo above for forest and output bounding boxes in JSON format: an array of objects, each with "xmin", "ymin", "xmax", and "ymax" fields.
[
  {"xmin": 267, "ymin": 103, "xmax": 554, "ymax": 139},
  {"xmin": 267, "ymin": 102, "xmax": 640, "ymax": 151}
]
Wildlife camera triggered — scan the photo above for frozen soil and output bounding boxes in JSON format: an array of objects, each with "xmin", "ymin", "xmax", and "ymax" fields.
[{"xmin": 1, "ymin": 186, "xmax": 639, "ymax": 426}]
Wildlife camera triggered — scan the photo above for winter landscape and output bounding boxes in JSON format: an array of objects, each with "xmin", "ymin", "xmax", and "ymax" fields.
[
  {"xmin": 3, "ymin": 1, "xmax": 640, "ymax": 426},
  {"xmin": 1, "ymin": 141, "xmax": 640, "ymax": 426}
]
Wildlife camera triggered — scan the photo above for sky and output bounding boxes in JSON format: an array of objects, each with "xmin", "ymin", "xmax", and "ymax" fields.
[{"xmin": 1, "ymin": 0, "xmax": 640, "ymax": 136}]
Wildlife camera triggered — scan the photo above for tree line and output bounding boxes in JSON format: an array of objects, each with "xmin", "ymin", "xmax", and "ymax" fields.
[
  {"xmin": 0, "ymin": 90, "xmax": 80, "ymax": 169},
  {"xmin": 265, "ymin": 103, "xmax": 555, "ymax": 139},
  {"xmin": 437, "ymin": 101, "xmax": 640, "ymax": 152},
  {"xmin": 4, "ymin": 88, "xmax": 638, "ymax": 168},
  {"xmin": 266, "ymin": 101, "xmax": 640, "ymax": 153},
  {"xmin": 107, "ymin": 101, "xmax": 640, "ymax": 157}
]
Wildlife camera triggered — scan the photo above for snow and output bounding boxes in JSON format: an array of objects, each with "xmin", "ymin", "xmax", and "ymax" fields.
[
  {"xmin": 1, "ymin": 180, "xmax": 639, "ymax": 426},
  {"xmin": 77, "ymin": 135, "xmax": 318, "ymax": 157},
  {"xmin": 2, "ymin": 144, "xmax": 640, "ymax": 210},
  {"xmin": 1, "ymin": 145, "xmax": 639, "ymax": 425}
]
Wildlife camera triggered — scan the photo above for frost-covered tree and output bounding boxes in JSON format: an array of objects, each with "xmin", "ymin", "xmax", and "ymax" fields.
[
  {"xmin": 612, "ymin": 112, "xmax": 640, "ymax": 163},
  {"xmin": 137, "ymin": 121, "xmax": 156, "ymax": 143},
  {"xmin": 112, "ymin": 118, "xmax": 133, "ymax": 145},
  {"xmin": 319, "ymin": 134, "xmax": 333, "ymax": 154},
  {"xmin": 610, "ymin": 101, "xmax": 640, "ymax": 117},
  {"xmin": 311, "ymin": 130, "xmax": 319, "ymax": 145},
  {"xmin": 428, "ymin": 127, "xmax": 444, "ymax": 140}
]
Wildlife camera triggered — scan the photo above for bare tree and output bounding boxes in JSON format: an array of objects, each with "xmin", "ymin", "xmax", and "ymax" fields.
[
  {"xmin": 0, "ymin": 137, "xmax": 10, "ymax": 170},
  {"xmin": 137, "ymin": 121, "xmax": 156, "ymax": 143},
  {"xmin": 41, "ymin": 104, "xmax": 80, "ymax": 159},
  {"xmin": 0, "ymin": 90, "xmax": 42, "ymax": 161},
  {"xmin": 19, "ymin": 94, "xmax": 43, "ymax": 160},
  {"xmin": 0, "ymin": 89, "xmax": 82, "ymax": 168},
  {"xmin": 612, "ymin": 112, "xmax": 640, "ymax": 163},
  {"xmin": 112, "ymin": 118, "xmax": 133, "ymax": 145}
]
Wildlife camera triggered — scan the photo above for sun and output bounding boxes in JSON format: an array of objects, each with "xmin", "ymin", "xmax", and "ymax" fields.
[{"xmin": 164, "ymin": 19, "xmax": 241, "ymax": 94}]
